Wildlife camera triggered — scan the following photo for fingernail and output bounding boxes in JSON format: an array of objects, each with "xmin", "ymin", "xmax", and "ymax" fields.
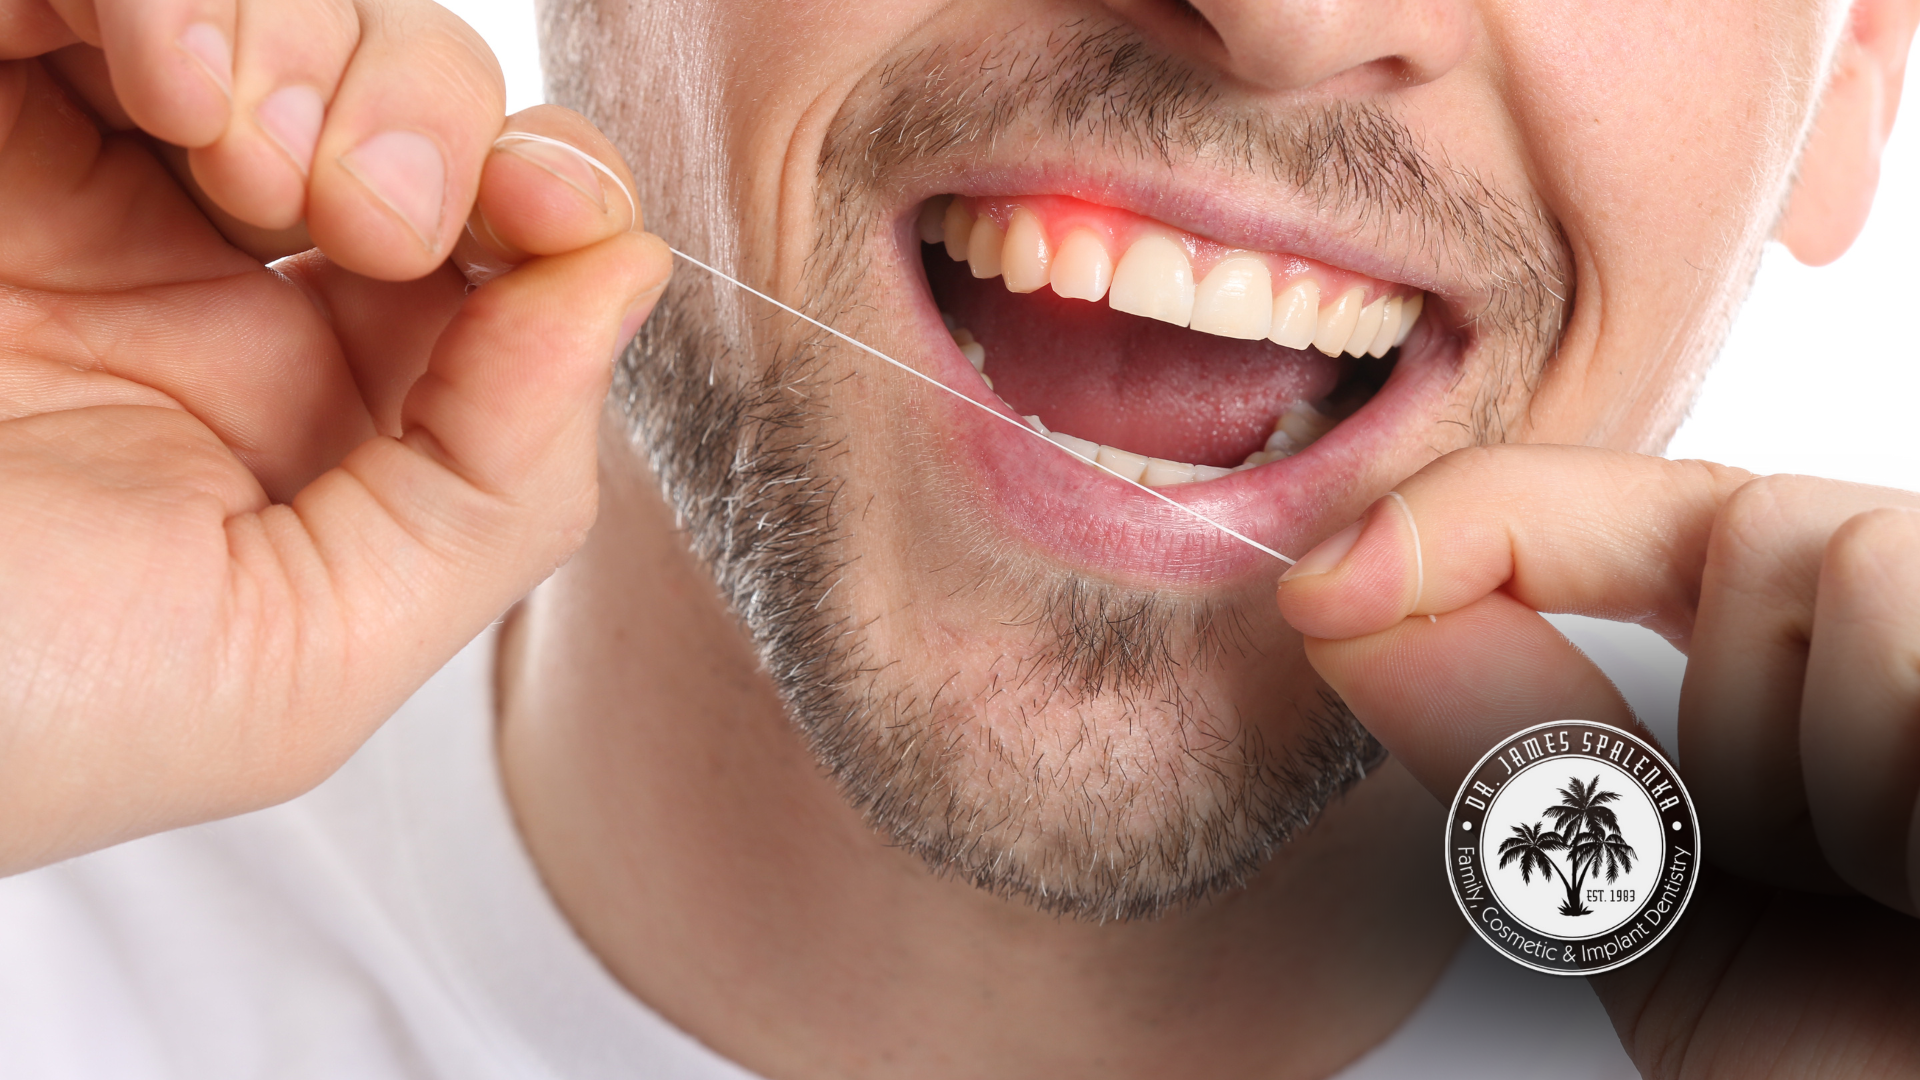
[
  {"xmin": 1279, "ymin": 519, "xmax": 1363, "ymax": 582},
  {"xmin": 256, "ymin": 86, "xmax": 325, "ymax": 175},
  {"xmin": 339, "ymin": 131, "xmax": 448, "ymax": 252},
  {"xmin": 494, "ymin": 134, "xmax": 608, "ymax": 214},
  {"xmin": 177, "ymin": 23, "xmax": 233, "ymax": 99}
]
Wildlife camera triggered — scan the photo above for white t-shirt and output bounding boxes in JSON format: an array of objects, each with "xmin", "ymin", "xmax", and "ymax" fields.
[{"xmin": 0, "ymin": 631, "xmax": 1638, "ymax": 1079}]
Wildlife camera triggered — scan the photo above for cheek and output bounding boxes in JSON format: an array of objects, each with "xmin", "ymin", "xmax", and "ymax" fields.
[
  {"xmin": 712, "ymin": 0, "xmax": 953, "ymax": 224},
  {"xmin": 1482, "ymin": 0, "xmax": 1832, "ymax": 444},
  {"xmin": 1497, "ymin": 0, "xmax": 1818, "ymax": 249}
]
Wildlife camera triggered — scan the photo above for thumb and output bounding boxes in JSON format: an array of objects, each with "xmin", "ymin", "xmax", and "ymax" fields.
[
  {"xmin": 1279, "ymin": 483, "xmax": 1648, "ymax": 800},
  {"xmin": 280, "ymin": 227, "xmax": 669, "ymax": 713},
  {"xmin": 1301, "ymin": 591, "xmax": 1640, "ymax": 800}
]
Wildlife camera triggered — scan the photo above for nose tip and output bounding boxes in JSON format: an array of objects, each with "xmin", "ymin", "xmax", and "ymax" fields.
[{"xmin": 1153, "ymin": 0, "xmax": 1474, "ymax": 94}]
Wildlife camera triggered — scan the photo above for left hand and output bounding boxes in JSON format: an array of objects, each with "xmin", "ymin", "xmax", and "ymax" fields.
[{"xmin": 1275, "ymin": 445, "xmax": 1920, "ymax": 1077}]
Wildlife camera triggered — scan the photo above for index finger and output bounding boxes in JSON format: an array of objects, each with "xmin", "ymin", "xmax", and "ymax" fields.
[
  {"xmin": 1272, "ymin": 445, "xmax": 1747, "ymax": 799},
  {"xmin": 1276, "ymin": 444, "xmax": 1751, "ymax": 646}
]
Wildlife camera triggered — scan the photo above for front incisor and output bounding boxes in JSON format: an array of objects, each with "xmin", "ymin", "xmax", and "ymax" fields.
[
  {"xmin": 1190, "ymin": 255, "xmax": 1273, "ymax": 339},
  {"xmin": 1108, "ymin": 234, "xmax": 1195, "ymax": 326}
]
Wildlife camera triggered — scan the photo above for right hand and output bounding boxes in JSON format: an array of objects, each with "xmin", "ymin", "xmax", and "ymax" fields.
[{"xmin": 0, "ymin": 0, "xmax": 670, "ymax": 874}]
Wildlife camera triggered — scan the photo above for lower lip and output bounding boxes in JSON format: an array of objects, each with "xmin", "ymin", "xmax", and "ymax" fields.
[{"xmin": 928, "ymin": 305, "xmax": 1462, "ymax": 585}]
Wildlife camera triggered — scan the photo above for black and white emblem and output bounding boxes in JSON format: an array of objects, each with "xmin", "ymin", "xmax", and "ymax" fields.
[{"xmin": 1445, "ymin": 720, "xmax": 1700, "ymax": 975}]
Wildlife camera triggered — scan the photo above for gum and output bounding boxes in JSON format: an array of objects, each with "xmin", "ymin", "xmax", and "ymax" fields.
[{"xmin": 953, "ymin": 194, "xmax": 1408, "ymax": 305}]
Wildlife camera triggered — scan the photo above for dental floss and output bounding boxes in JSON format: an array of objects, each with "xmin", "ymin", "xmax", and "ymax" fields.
[
  {"xmin": 482, "ymin": 134, "xmax": 1291, "ymax": 567},
  {"xmin": 460, "ymin": 134, "xmax": 643, "ymax": 288},
  {"xmin": 666, "ymin": 247, "xmax": 1297, "ymax": 566},
  {"xmin": 494, "ymin": 132, "xmax": 640, "ymax": 224},
  {"xmin": 1386, "ymin": 491, "xmax": 1435, "ymax": 622}
]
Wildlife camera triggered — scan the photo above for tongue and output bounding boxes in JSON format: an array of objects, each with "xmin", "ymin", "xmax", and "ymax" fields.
[{"xmin": 927, "ymin": 255, "xmax": 1342, "ymax": 467}]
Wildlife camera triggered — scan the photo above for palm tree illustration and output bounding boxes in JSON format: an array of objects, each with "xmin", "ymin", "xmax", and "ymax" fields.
[{"xmin": 1496, "ymin": 777, "xmax": 1638, "ymax": 916}]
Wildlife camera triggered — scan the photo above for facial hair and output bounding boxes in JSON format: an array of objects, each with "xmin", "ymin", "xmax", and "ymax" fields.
[{"xmin": 588, "ymin": 22, "xmax": 1569, "ymax": 921}]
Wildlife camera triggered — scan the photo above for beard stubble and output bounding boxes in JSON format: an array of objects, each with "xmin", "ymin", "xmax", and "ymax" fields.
[{"xmin": 596, "ymin": 24, "xmax": 1568, "ymax": 922}]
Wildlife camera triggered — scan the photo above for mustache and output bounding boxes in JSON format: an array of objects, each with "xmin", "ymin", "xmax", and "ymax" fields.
[{"xmin": 820, "ymin": 19, "xmax": 1574, "ymax": 444}]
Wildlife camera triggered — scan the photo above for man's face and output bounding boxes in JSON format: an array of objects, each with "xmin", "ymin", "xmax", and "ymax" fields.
[{"xmin": 542, "ymin": 0, "xmax": 1840, "ymax": 918}]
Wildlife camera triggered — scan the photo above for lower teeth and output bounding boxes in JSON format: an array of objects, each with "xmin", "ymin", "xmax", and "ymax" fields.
[{"xmin": 946, "ymin": 315, "xmax": 1334, "ymax": 487}]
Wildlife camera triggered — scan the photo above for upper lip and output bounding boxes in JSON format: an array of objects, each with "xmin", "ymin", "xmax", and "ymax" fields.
[{"xmin": 886, "ymin": 169, "xmax": 1475, "ymax": 583}]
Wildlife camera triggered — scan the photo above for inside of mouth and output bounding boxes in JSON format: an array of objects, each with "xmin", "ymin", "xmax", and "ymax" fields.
[{"xmin": 918, "ymin": 194, "xmax": 1412, "ymax": 486}]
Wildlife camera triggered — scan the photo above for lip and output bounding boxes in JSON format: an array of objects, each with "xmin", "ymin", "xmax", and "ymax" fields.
[
  {"xmin": 886, "ymin": 193, "xmax": 1467, "ymax": 585},
  {"xmin": 934, "ymin": 308, "xmax": 1458, "ymax": 583}
]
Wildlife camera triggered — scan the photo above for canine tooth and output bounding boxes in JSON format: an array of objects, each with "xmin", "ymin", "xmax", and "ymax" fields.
[
  {"xmin": 1264, "ymin": 429, "xmax": 1297, "ymax": 454},
  {"xmin": 1049, "ymin": 230, "xmax": 1113, "ymax": 302},
  {"xmin": 1023, "ymin": 414, "xmax": 1048, "ymax": 434},
  {"xmin": 942, "ymin": 200, "xmax": 974, "ymax": 262},
  {"xmin": 1269, "ymin": 280, "xmax": 1320, "ymax": 349},
  {"xmin": 951, "ymin": 327, "xmax": 975, "ymax": 345},
  {"xmin": 1348, "ymin": 297, "xmax": 1387, "ymax": 357},
  {"xmin": 1001, "ymin": 208, "xmax": 1051, "ymax": 293},
  {"xmin": 1395, "ymin": 293, "xmax": 1424, "ymax": 345},
  {"xmin": 960, "ymin": 342, "xmax": 986, "ymax": 371},
  {"xmin": 1313, "ymin": 288, "xmax": 1365, "ymax": 356},
  {"xmin": 1192, "ymin": 465, "xmax": 1233, "ymax": 482},
  {"xmin": 1047, "ymin": 431, "xmax": 1099, "ymax": 461},
  {"xmin": 968, "ymin": 216, "xmax": 1004, "ymax": 279},
  {"xmin": 1094, "ymin": 444, "xmax": 1150, "ymax": 483},
  {"xmin": 1366, "ymin": 296, "xmax": 1403, "ymax": 358},
  {"xmin": 918, "ymin": 197, "xmax": 951, "ymax": 245},
  {"xmin": 1241, "ymin": 449, "xmax": 1281, "ymax": 468},
  {"xmin": 1190, "ymin": 256, "xmax": 1273, "ymax": 339},
  {"xmin": 1109, "ymin": 234, "xmax": 1195, "ymax": 327},
  {"xmin": 1142, "ymin": 458, "xmax": 1197, "ymax": 487}
]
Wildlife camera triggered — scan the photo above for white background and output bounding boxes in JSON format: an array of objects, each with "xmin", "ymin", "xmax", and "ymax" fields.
[{"xmin": 440, "ymin": 0, "xmax": 1920, "ymax": 750}]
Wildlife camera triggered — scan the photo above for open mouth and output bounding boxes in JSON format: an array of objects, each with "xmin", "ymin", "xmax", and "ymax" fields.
[
  {"xmin": 921, "ymin": 194, "xmax": 1426, "ymax": 483},
  {"xmin": 904, "ymin": 191, "xmax": 1457, "ymax": 576}
]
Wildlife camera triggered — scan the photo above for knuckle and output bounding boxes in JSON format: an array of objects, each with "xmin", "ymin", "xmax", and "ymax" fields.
[
  {"xmin": 1663, "ymin": 456, "xmax": 1749, "ymax": 496},
  {"xmin": 1832, "ymin": 505, "xmax": 1920, "ymax": 547},
  {"xmin": 1416, "ymin": 443, "xmax": 1504, "ymax": 490},
  {"xmin": 1713, "ymin": 474, "xmax": 1813, "ymax": 567},
  {"xmin": 365, "ymin": 1, "xmax": 504, "ymax": 106},
  {"xmin": 1824, "ymin": 507, "xmax": 1920, "ymax": 585}
]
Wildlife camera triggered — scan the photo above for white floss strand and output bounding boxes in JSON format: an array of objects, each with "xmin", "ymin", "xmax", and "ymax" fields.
[
  {"xmin": 667, "ymin": 247, "xmax": 1295, "ymax": 566},
  {"xmin": 494, "ymin": 132, "xmax": 639, "ymax": 224},
  {"xmin": 1387, "ymin": 490, "xmax": 1435, "ymax": 623}
]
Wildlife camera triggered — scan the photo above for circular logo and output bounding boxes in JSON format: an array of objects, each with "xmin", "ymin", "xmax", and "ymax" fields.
[{"xmin": 1445, "ymin": 720, "xmax": 1700, "ymax": 975}]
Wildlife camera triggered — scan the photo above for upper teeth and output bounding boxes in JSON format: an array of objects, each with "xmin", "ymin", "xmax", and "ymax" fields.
[
  {"xmin": 920, "ymin": 196, "xmax": 1424, "ymax": 358},
  {"xmin": 946, "ymin": 318, "xmax": 1338, "ymax": 487}
]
